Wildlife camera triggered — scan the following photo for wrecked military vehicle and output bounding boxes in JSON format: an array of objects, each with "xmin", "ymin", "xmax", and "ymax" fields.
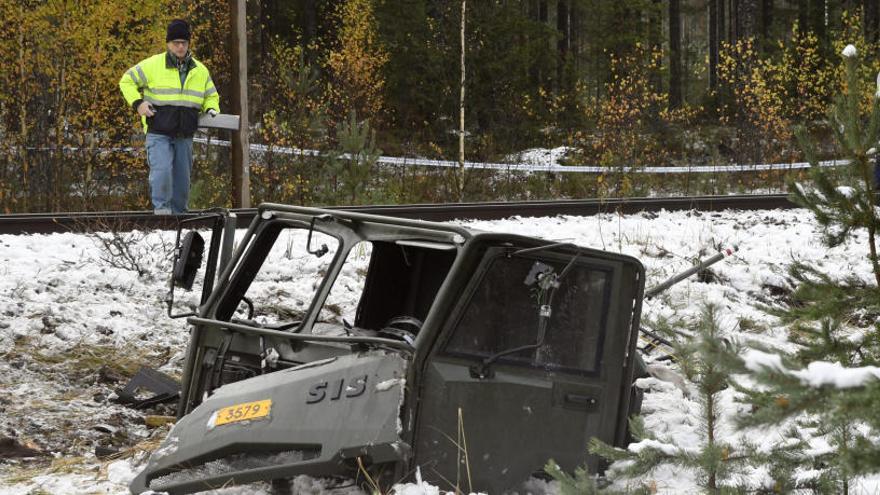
[{"xmin": 130, "ymin": 204, "xmax": 647, "ymax": 494}]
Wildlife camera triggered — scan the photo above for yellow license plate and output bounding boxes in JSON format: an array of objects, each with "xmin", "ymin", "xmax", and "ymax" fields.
[{"xmin": 214, "ymin": 399, "xmax": 272, "ymax": 426}]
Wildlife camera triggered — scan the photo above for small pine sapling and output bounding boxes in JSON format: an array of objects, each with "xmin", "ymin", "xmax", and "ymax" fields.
[
  {"xmin": 586, "ymin": 304, "xmax": 754, "ymax": 493},
  {"xmin": 543, "ymin": 459, "xmax": 603, "ymax": 495},
  {"xmin": 327, "ymin": 111, "xmax": 382, "ymax": 204}
]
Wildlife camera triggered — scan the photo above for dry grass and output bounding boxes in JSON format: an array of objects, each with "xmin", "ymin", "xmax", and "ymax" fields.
[
  {"xmin": 3, "ymin": 456, "xmax": 91, "ymax": 484},
  {"xmin": 99, "ymin": 425, "xmax": 170, "ymax": 465},
  {"xmin": 2, "ymin": 429, "xmax": 168, "ymax": 489},
  {"xmin": 11, "ymin": 336, "xmax": 167, "ymax": 380}
]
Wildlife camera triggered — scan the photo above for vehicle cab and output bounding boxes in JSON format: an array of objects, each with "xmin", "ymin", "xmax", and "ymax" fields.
[{"xmin": 131, "ymin": 204, "xmax": 645, "ymax": 494}]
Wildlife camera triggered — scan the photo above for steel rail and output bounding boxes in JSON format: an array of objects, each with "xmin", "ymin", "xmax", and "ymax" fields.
[{"xmin": 0, "ymin": 193, "xmax": 796, "ymax": 235}]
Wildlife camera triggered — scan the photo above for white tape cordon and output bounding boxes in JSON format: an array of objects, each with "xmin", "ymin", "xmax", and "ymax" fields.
[
  {"xmin": 15, "ymin": 138, "xmax": 847, "ymax": 175},
  {"xmin": 193, "ymin": 137, "xmax": 846, "ymax": 174}
]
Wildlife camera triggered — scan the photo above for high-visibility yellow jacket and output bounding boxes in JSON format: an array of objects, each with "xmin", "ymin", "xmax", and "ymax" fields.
[{"xmin": 119, "ymin": 52, "xmax": 219, "ymax": 136}]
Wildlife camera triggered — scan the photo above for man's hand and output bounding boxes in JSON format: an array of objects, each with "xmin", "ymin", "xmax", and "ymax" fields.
[
  {"xmin": 137, "ymin": 101, "xmax": 156, "ymax": 117},
  {"xmin": 207, "ymin": 109, "xmax": 218, "ymax": 118}
]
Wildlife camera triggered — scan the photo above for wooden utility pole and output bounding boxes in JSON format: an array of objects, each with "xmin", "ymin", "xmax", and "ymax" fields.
[
  {"xmin": 230, "ymin": 0, "xmax": 250, "ymax": 208},
  {"xmin": 458, "ymin": 0, "xmax": 466, "ymax": 202}
]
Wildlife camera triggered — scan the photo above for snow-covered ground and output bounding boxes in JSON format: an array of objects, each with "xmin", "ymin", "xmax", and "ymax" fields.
[{"xmin": 1, "ymin": 207, "xmax": 878, "ymax": 494}]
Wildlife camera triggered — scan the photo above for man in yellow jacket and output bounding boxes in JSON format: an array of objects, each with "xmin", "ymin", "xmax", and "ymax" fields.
[{"xmin": 119, "ymin": 19, "xmax": 219, "ymax": 214}]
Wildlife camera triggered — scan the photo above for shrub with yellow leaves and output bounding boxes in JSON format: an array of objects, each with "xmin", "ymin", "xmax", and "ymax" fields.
[
  {"xmin": 572, "ymin": 44, "xmax": 696, "ymax": 198},
  {"xmin": 325, "ymin": 0, "xmax": 388, "ymax": 129},
  {"xmin": 717, "ymin": 38, "xmax": 793, "ymax": 166}
]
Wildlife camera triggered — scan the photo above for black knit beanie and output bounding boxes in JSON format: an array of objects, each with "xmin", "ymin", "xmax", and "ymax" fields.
[{"xmin": 166, "ymin": 19, "xmax": 191, "ymax": 42}]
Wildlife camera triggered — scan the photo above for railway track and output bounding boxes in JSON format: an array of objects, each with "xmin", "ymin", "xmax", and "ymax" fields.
[{"xmin": 0, "ymin": 193, "xmax": 796, "ymax": 235}]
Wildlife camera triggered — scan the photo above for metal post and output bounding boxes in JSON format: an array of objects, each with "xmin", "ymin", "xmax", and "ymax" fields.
[
  {"xmin": 645, "ymin": 246, "xmax": 738, "ymax": 299},
  {"xmin": 230, "ymin": 0, "xmax": 250, "ymax": 208}
]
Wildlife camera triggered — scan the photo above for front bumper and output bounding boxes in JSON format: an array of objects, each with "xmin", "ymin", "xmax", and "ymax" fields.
[{"xmin": 130, "ymin": 353, "xmax": 408, "ymax": 494}]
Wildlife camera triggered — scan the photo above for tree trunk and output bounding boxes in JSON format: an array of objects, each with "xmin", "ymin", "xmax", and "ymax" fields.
[
  {"xmin": 865, "ymin": 0, "xmax": 879, "ymax": 44},
  {"xmin": 54, "ymin": 55, "xmax": 66, "ymax": 211},
  {"xmin": 546, "ymin": 0, "xmax": 557, "ymax": 92},
  {"xmin": 647, "ymin": 0, "xmax": 662, "ymax": 92},
  {"xmin": 761, "ymin": 0, "xmax": 773, "ymax": 50},
  {"xmin": 809, "ymin": 0, "xmax": 825, "ymax": 42},
  {"xmin": 569, "ymin": 1, "xmax": 580, "ymax": 73},
  {"xmin": 557, "ymin": 0, "xmax": 569, "ymax": 86},
  {"xmin": 729, "ymin": 0, "xmax": 738, "ymax": 43},
  {"xmin": 17, "ymin": 20, "xmax": 29, "ymax": 210},
  {"xmin": 719, "ymin": 0, "xmax": 727, "ymax": 44},
  {"xmin": 251, "ymin": 0, "xmax": 263, "ymax": 112},
  {"xmin": 706, "ymin": 387, "xmax": 718, "ymax": 490},
  {"xmin": 53, "ymin": 8, "xmax": 70, "ymax": 211},
  {"xmin": 798, "ymin": 0, "xmax": 807, "ymax": 30},
  {"xmin": 303, "ymin": 0, "xmax": 317, "ymax": 53},
  {"xmin": 709, "ymin": 0, "xmax": 719, "ymax": 89},
  {"xmin": 458, "ymin": 0, "xmax": 466, "ymax": 202},
  {"xmin": 739, "ymin": 0, "xmax": 758, "ymax": 39},
  {"xmin": 669, "ymin": 0, "xmax": 682, "ymax": 108}
]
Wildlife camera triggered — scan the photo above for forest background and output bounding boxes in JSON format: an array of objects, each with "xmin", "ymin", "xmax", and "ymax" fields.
[{"xmin": 1, "ymin": 0, "xmax": 879, "ymax": 212}]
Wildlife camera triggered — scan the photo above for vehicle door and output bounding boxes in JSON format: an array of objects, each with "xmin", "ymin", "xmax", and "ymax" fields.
[{"xmin": 412, "ymin": 244, "xmax": 643, "ymax": 493}]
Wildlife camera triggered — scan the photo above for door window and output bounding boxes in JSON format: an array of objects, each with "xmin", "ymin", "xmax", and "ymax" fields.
[{"xmin": 445, "ymin": 254, "xmax": 612, "ymax": 374}]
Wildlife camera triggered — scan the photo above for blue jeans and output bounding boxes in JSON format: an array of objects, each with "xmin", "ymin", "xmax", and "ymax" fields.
[{"xmin": 145, "ymin": 133, "xmax": 193, "ymax": 213}]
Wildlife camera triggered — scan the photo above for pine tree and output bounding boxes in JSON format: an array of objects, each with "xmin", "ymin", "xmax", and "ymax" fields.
[
  {"xmin": 327, "ymin": 111, "xmax": 381, "ymax": 205},
  {"xmin": 583, "ymin": 304, "xmax": 757, "ymax": 493},
  {"xmin": 791, "ymin": 43, "xmax": 880, "ymax": 287},
  {"xmin": 718, "ymin": 44, "xmax": 880, "ymax": 493}
]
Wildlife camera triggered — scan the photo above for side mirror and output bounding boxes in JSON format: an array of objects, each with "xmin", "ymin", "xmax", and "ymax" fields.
[
  {"xmin": 173, "ymin": 231, "xmax": 205, "ymax": 291},
  {"xmin": 307, "ymin": 214, "xmax": 333, "ymax": 258}
]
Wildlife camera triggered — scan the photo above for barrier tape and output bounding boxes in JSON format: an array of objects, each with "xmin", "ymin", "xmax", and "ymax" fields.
[
  {"xmin": 192, "ymin": 137, "xmax": 846, "ymax": 174},
  {"xmin": 13, "ymin": 139, "xmax": 847, "ymax": 175}
]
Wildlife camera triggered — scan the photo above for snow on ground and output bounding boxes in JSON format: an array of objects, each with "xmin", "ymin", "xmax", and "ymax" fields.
[
  {"xmin": 0, "ymin": 207, "xmax": 878, "ymax": 493},
  {"xmin": 505, "ymin": 146, "xmax": 573, "ymax": 168}
]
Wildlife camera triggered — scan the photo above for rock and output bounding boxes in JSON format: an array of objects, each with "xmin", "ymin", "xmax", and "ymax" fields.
[
  {"xmin": 98, "ymin": 365, "xmax": 126, "ymax": 384},
  {"xmin": 93, "ymin": 424, "xmax": 117, "ymax": 434},
  {"xmin": 96, "ymin": 325, "xmax": 114, "ymax": 336},
  {"xmin": 0, "ymin": 436, "xmax": 46, "ymax": 459},
  {"xmin": 54, "ymin": 326, "xmax": 77, "ymax": 341},
  {"xmin": 39, "ymin": 315, "xmax": 59, "ymax": 334},
  {"xmin": 95, "ymin": 445, "xmax": 120, "ymax": 459},
  {"xmin": 697, "ymin": 267, "xmax": 721, "ymax": 284},
  {"xmin": 0, "ymin": 321, "xmax": 9, "ymax": 329}
]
